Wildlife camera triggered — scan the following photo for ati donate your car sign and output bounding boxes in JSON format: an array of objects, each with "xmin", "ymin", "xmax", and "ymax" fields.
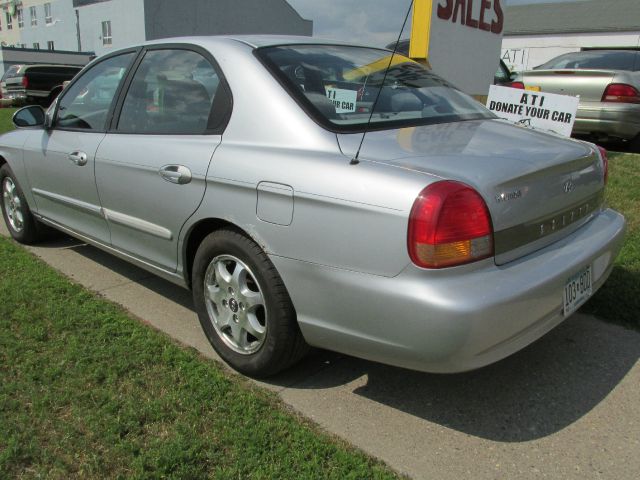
[{"xmin": 486, "ymin": 85, "xmax": 579, "ymax": 137}]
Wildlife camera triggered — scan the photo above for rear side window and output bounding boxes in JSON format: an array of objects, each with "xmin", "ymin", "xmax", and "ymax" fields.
[
  {"xmin": 538, "ymin": 51, "xmax": 640, "ymax": 71},
  {"xmin": 117, "ymin": 49, "xmax": 222, "ymax": 134},
  {"xmin": 56, "ymin": 52, "xmax": 135, "ymax": 131}
]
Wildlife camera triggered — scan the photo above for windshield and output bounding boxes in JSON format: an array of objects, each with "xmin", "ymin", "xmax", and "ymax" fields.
[
  {"xmin": 536, "ymin": 50, "xmax": 640, "ymax": 71},
  {"xmin": 257, "ymin": 45, "xmax": 494, "ymax": 132}
]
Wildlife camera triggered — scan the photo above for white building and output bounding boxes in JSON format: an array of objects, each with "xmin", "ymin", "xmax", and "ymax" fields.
[
  {"xmin": 501, "ymin": 0, "xmax": 640, "ymax": 72},
  {"xmin": 0, "ymin": 0, "xmax": 312, "ymax": 59}
]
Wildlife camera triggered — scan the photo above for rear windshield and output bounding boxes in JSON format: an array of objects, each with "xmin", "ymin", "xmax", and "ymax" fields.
[
  {"xmin": 537, "ymin": 50, "xmax": 640, "ymax": 71},
  {"xmin": 256, "ymin": 45, "xmax": 493, "ymax": 132}
]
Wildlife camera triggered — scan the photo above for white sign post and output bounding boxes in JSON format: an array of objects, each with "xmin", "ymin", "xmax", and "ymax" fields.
[{"xmin": 485, "ymin": 85, "xmax": 580, "ymax": 137}]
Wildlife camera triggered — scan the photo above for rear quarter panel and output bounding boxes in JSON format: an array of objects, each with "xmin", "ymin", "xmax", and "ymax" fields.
[{"xmin": 193, "ymin": 143, "xmax": 431, "ymax": 277}]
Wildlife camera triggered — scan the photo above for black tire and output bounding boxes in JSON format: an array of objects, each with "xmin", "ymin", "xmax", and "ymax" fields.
[
  {"xmin": 0, "ymin": 164, "xmax": 42, "ymax": 244},
  {"xmin": 192, "ymin": 228, "xmax": 308, "ymax": 377}
]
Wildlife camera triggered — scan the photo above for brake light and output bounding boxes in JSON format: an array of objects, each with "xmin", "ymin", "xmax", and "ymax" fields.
[
  {"xmin": 601, "ymin": 83, "xmax": 640, "ymax": 103},
  {"xmin": 505, "ymin": 81, "xmax": 525, "ymax": 89},
  {"xmin": 597, "ymin": 145, "xmax": 608, "ymax": 185},
  {"xmin": 21, "ymin": 76, "xmax": 28, "ymax": 89},
  {"xmin": 408, "ymin": 181, "xmax": 494, "ymax": 268}
]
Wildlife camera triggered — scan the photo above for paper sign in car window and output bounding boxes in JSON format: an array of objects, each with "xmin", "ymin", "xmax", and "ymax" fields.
[{"xmin": 325, "ymin": 87, "xmax": 358, "ymax": 114}]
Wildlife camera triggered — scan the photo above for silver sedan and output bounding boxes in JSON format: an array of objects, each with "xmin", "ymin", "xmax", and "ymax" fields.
[
  {"xmin": 0, "ymin": 36, "xmax": 626, "ymax": 377},
  {"xmin": 512, "ymin": 50, "xmax": 640, "ymax": 151}
]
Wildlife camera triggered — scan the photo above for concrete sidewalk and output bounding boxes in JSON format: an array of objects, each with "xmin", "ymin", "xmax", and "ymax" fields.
[{"xmin": 2, "ymin": 224, "xmax": 639, "ymax": 479}]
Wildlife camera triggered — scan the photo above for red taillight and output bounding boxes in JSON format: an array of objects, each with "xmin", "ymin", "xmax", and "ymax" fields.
[
  {"xmin": 21, "ymin": 76, "xmax": 28, "ymax": 89},
  {"xmin": 505, "ymin": 81, "xmax": 525, "ymax": 89},
  {"xmin": 597, "ymin": 145, "xmax": 608, "ymax": 185},
  {"xmin": 408, "ymin": 181, "xmax": 494, "ymax": 269},
  {"xmin": 601, "ymin": 83, "xmax": 640, "ymax": 103}
]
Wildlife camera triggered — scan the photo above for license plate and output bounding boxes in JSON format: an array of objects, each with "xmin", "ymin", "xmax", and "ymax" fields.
[
  {"xmin": 525, "ymin": 86, "xmax": 542, "ymax": 92},
  {"xmin": 563, "ymin": 265, "xmax": 592, "ymax": 317}
]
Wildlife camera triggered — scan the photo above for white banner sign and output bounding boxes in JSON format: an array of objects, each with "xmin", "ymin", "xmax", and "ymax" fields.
[{"xmin": 486, "ymin": 85, "xmax": 579, "ymax": 137}]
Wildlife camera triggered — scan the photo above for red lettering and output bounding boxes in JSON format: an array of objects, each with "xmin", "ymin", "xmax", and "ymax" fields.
[
  {"xmin": 491, "ymin": 0, "xmax": 504, "ymax": 34},
  {"xmin": 465, "ymin": 0, "xmax": 479, "ymax": 28},
  {"xmin": 437, "ymin": 0, "xmax": 454, "ymax": 19},
  {"xmin": 453, "ymin": 0, "xmax": 466, "ymax": 25},
  {"xmin": 478, "ymin": 0, "xmax": 492, "ymax": 32},
  {"xmin": 437, "ymin": 0, "xmax": 502, "ymax": 35}
]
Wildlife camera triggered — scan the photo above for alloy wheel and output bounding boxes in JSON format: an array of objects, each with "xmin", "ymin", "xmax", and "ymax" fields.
[
  {"xmin": 2, "ymin": 177, "xmax": 24, "ymax": 233},
  {"xmin": 204, "ymin": 254, "xmax": 268, "ymax": 355}
]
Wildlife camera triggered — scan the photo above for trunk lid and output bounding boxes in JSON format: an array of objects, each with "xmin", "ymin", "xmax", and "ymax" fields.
[
  {"xmin": 521, "ymin": 69, "xmax": 617, "ymax": 102},
  {"xmin": 338, "ymin": 119, "xmax": 605, "ymax": 265}
]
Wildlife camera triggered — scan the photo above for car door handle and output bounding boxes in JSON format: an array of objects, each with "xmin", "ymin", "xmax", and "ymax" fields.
[
  {"xmin": 68, "ymin": 151, "xmax": 88, "ymax": 166},
  {"xmin": 159, "ymin": 165, "xmax": 192, "ymax": 185}
]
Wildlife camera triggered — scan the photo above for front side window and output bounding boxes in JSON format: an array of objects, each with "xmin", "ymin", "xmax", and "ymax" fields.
[
  {"xmin": 102, "ymin": 20, "xmax": 112, "ymax": 46},
  {"xmin": 56, "ymin": 52, "xmax": 135, "ymax": 131},
  {"xmin": 117, "ymin": 49, "xmax": 221, "ymax": 134},
  {"xmin": 30, "ymin": 6, "xmax": 37, "ymax": 26},
  {"xmin": 257, "ymin": 45, "xmax": 493, "ymax": 132},
  {"xmin": 44, "ymin": 3, "xmax": 52, "ymax": 24}
]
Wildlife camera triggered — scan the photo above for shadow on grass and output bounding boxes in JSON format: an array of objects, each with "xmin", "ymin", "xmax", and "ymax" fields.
[{"xmin": 582, "ymin": 266, "xmax": 639, "ymax": 331}]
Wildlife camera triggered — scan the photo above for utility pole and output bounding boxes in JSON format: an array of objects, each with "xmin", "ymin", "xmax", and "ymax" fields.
[{"xmin": 75, "ymin": 9, "xmax": 82, "ymax": 52}]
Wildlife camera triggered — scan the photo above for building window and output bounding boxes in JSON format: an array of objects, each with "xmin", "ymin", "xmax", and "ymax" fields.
[
  {"xmin": 30, "ymin": 6, "xmax": 37, "ymax": 26},
  {"xmin": 47, "ymin": 41, "xmax": 54, "ymax": 51},
  {"xmin": 17, "ymin": 8, "xmax": 24, "ymax": 28},
  {"xmin": 33, "ymin": 42, "xmax": 40, "ymax": 50},
  {"xmin": 44, "ymin": 3, "xmax": 52, "ymax": 25},
  {"xmin": 101, "ymin": 20, "xmax": 112, "ymax": 46},
  {"xmin": 6, "ymin": 12, "xmax": 13, "ymax": 30}
]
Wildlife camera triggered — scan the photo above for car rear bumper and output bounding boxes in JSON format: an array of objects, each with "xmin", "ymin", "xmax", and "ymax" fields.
[
  {"xmin": 574, "ymin": 102, "xmax": 640, "ymax": 140},
  {"xmin": 271, "ymin": 208, "xmax": 626, "ymax": 373}
]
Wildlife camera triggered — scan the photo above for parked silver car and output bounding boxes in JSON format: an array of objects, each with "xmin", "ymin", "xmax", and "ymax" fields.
[
  {"xmin": 511, "ymin": 50, "xmax": 640, "ymax": 151},
  {"xmin": 0, "ymin": 36, "xmax": 626, "ymax": 377}
]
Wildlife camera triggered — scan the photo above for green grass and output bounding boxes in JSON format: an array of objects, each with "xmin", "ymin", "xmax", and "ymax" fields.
[
  {"xmin": 582, "ymin": 152, "xmax": 640, "ymax": 329},
  {"xmin": 0, "ymin": 107, "xmax": 16, "ymax": 132},
  {"xmin": 0, "ymin": 238, "xmax": 398, "ymax": 479},
  {"xmin": 0, "ymin": 108, "xmax": 398, "ymax": 478}
]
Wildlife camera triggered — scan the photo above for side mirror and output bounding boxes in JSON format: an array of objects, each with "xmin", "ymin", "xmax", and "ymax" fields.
[
  {"xmin": 44, "ymin": 97, "xmax": 58, "ymax": 130},
  {"xmin": 12, "ymin": 105, "xmax": 45, "ymax": 128}
]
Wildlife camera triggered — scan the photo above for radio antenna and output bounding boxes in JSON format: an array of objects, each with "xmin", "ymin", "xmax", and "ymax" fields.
[{"xmin": 351, "ymin": 0, "xmax": 414, "ymax": 165}]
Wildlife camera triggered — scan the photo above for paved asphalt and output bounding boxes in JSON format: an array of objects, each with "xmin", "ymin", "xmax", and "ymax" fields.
[{"xmin": 2, "ymin": 223, "xmax": 639, "ymax": 479}]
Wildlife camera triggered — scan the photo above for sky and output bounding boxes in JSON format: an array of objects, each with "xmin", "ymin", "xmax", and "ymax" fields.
[{"xmin": 287, "ymin": 0, "xmax": 582, "ymax": 46}]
